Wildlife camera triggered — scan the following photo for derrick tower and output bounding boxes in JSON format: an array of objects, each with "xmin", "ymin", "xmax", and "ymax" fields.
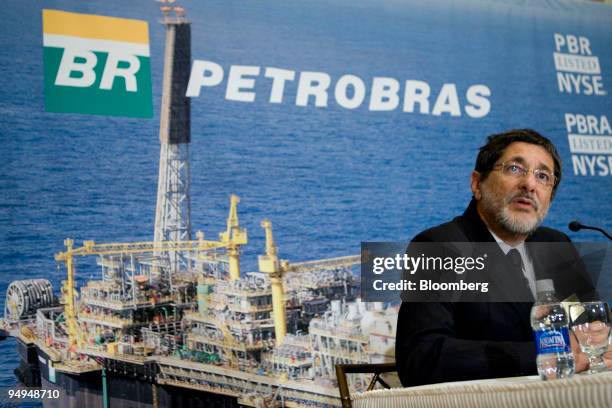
[{"xmin": 154, "ymin": 4, "xmax": 192, "ymax": 270}]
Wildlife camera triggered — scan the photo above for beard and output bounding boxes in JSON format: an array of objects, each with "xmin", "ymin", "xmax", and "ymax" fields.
[{"xmin": 480, "ymin": 188, "xmax": 548, "ymax": 236}]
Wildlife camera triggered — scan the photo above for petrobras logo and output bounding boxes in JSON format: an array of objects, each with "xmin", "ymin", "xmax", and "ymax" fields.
[{"xmin": 42, "ymin": 9, "xmax": 153, "ymax": 117}]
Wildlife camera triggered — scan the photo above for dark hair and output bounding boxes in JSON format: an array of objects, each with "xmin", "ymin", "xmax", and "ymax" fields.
[{"xmin": 475, "ymin": 129, "xmax": 562, "ymax": 197}]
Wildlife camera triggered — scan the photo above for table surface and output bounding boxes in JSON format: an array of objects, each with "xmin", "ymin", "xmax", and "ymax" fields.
[{"xmin": 352, "ymin": 371, "xmax": 612, "ymax": 408}]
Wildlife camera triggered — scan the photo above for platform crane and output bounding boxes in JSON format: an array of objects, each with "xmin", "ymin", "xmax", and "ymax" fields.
[
  {"xmin": 258, "ymin": 220, "xmax": 360, "ymax": 346},
  {"xmin": 55, "ymin": 196, "xmax": 245, "ymax": 355},
  {"xmin": 219, "ymin": 194, "xmax": 248, "ymax": 280}
]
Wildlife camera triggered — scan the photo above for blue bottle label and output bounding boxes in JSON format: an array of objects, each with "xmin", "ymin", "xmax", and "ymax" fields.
[{"xmin": 535, "ymin": 327, "xmax": 571, "ymax": 354}]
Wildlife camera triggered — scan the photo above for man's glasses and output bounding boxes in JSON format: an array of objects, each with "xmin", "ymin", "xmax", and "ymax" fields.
[{"xmin": 492, "ymin": 161, "xmax": 556, "ymax": 187}]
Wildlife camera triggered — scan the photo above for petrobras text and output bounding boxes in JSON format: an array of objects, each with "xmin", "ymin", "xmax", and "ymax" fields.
[{"xmin": 186, "ymin": 59, "xmax": 492, "ymax": 118}]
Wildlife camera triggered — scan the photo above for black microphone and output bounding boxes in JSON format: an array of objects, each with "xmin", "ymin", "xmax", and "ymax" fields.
[{"xmin": 568, "ymin": 220, "xmax": 612, "ymax": 241}]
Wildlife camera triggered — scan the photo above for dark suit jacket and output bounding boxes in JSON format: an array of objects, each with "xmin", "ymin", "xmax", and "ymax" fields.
[{"xmin": 395, "ymin": 199, "xmax": 593, "ymax": 387}]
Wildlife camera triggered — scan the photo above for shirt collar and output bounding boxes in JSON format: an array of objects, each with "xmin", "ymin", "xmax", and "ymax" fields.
[{"xmin": 488, "ymin": 228, "xmax": 528, "ymax": 260}]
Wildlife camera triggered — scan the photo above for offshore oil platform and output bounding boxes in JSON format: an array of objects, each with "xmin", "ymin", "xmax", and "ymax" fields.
[{"xmin": 1, "ymin": 4, "xmax": 397, "ymax": 407}]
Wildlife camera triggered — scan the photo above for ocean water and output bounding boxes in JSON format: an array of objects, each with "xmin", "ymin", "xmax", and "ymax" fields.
[{"xmin": 1, "ymin": 0, "xmax": 611, "ymax": 399}]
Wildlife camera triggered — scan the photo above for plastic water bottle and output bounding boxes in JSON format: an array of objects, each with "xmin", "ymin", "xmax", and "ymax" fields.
[{"xmin": 530, "ymin": 280, "xmax": 575, "ymax": 380}]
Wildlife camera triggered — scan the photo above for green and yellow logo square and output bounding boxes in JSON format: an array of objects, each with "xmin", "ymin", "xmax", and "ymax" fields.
[{"xmin": 43, "ymin": 9, "xmax": 153, "ymax": 117}]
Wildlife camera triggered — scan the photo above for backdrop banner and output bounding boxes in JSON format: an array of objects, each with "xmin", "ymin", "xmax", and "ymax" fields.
[{"xmin": 1, "ymin": 0, "xmax": 611, "ymax": 401}]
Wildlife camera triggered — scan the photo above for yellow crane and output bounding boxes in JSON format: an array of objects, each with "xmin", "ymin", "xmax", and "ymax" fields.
[
  {"xmin": 257, "ymin": 220, "xmax": 360, "ymax": 346},
  {"xmin": 219, "ymin": 194, "xmax": 248, "ymax": 281},
  {"xmin": 258, "ymin": 220, "xmax": 287, "ymax": 345},
  {"xmin": 55, "ymin": 195, "xmax": 246, "ymax": 355}
]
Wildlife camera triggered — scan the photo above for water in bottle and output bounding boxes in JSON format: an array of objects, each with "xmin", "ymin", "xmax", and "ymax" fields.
[{"xmin": 530, "ymin": 280, "xmax": 575, "ymax": 380}]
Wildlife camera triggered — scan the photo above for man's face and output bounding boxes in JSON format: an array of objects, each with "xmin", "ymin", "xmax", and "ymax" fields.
[{"xmin": 472, "ymin": 142, "xmax": 555, "ymax": 237}]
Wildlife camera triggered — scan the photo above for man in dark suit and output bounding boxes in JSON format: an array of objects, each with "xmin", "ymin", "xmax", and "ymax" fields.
[{"xmin": 395, "ymin": 129, "xmax": 592, "ymax": 387}]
